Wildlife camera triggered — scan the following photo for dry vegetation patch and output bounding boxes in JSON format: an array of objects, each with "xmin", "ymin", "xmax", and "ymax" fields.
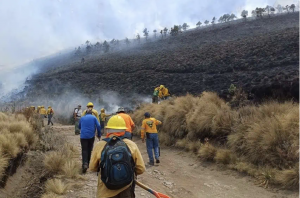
[{"xmin": 131, "ymin": 93, "xmax": 299, "ymax": 189}]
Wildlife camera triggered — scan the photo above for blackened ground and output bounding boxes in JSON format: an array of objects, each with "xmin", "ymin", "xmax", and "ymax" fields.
[{"xmin": 26, "ymin": 13, "xmax": 299, "ymax": 101}]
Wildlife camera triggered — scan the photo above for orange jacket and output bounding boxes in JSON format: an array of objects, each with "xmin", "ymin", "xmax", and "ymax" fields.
[{"xmin": 117, "ymin": 113, "xmax": 135, "ymax": 132}]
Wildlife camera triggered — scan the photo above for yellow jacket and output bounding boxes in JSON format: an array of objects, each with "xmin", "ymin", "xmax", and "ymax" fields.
[
  {"xmin": 39, "ymin": 108, "xmax": 47, "ymax": 115},
  {"xmin": 82, "ymin": 109, "xmax": 100, "ymax": 122},
  {"xmin": 47, "ymin": 108, "xmax": 54, "ymax": 115},
  {"xmin": 100, "ymin": 110, "xmax": 111, "ymax": 122},
  {"xmin": 89, "ymin": 137, "xmax": 146, "ymax": 198},
  {"xmin": 141, "ymin": 118, "xmax": 162, "ymax": 139},
  {"xmin": 158, "ymin": 88, "xmax": 170, "ymax": 98}
]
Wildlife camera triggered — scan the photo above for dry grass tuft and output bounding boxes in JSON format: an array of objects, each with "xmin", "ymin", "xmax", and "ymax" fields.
[
  {"xmin": 41, "ymin": 192, "xmax": 62, "ymax": 198},
  {"xmin": 275, "ymin": 164, "xmax": 299, "ymax": 190},
  {"xmin": 0, "ymin": 148, "xmax": 9, "ymax": 178},
  {"xmin": 0, "ymin": 134, "xmax": 19, "ymax": 158},
  {"xmin": 61, "ymin": 160, "xmax": 81, "ymax": 178},
  {"xmin": 13, "ymin": 133, "xmax": 29, "ymax": 148},
  {"xmin": 198, "ymin": 145, "xmax": 217, "ymax": 161},
  {"xmin": 131, "ymin": 93, "xmax": 299, "ymax": 189},
  {"xmin": 44, "ymin": 151, "xmax": 67, "ymax": 174},
  {"xmin": 45, "ymin": 179, "xmax": 70, "ymax": 195},
  {"xmin": 215, "ymin": 149, "xmax": 236, "ymax": 165}
]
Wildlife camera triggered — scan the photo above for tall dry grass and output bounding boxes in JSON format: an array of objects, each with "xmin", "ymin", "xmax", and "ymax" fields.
[
  {"xmin": 0, "ymin": 112, "xmax": 37, "ymax": 181},
  {"xmin": 131, "ymin": 93, "xmax": 299, "ymax": 189}
]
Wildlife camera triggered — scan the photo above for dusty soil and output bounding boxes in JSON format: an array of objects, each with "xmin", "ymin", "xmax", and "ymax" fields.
[{"xmin": 57, "ymin": 125, "xmax": 298, "ymax": 198}]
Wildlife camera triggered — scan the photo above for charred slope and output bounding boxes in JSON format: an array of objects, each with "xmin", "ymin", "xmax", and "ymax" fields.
[{"xmin": 26, "ymin": 13, "xmax": 299, "ymax": 101}]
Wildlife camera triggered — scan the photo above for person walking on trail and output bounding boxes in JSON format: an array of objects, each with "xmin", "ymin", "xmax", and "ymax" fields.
[
  {"xmin": 141, "ymin": 112, "xmax": 162, "ymax": 166},
  {"xmin": 39, "ymin": 105, "xmax": 47, "ymax": 127},
  {"xmin": 79, "ymin": 109, "xmax": 101, "ymax": 173},
  {"xmin": 90, "ymin": 115, "xmax": 146, "ymax": 198},
  {"xmin": 100, "ymin": 108, "xmax": 111, "ymax": 135},
  {"xmin": 158, "ymin": 85, "xmax": 170, "ymax": 100},
  {"xmin": 117, "ymin": 107, "xmax": 135, "ymax": 140},
  {"xmin": 82, "ymin": 102, "xmax": 100, "ymax": 122},
  {"xmin": 74, "ymin": 105, "xmax": 82, "ymax": 135},
  {"xmin": 46, "ymin": 106, "xmax": 54, "ymax": 126}
]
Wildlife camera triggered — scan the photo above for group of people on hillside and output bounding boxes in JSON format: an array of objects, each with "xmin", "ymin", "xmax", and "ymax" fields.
[
  {"xmin": 75, "ymin": 102, "xmax": 162, "ymax": 198},
  {"xmin": 152, "ymin": 85, "xmax": 171, "ymax": 104},
  {"xmin": 25, "ymin": 105, "xmax": 55, "ymax": 126}
]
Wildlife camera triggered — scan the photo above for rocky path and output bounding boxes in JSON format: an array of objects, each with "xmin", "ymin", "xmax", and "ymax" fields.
[{"xmin": 55, "ymin": 125, "xmax": 298, "ymax": 198}]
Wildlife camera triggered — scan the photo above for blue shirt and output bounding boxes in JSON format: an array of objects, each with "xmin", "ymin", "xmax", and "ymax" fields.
[{"xmin": 79, "ymin": 114, "xmax": 101, "ymax": 139}]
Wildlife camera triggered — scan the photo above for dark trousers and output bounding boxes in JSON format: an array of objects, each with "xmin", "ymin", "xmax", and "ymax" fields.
[
  {"xmin": 80, "ymin": 137, "xmax": 95, "ymax": 167},
  {"xmin": 109, "ymin": 186, "xmax": 135, "ymax": 198},
  {"xmin": 48, "ymin": 114, "xmax": 53, "ymax": 125}
]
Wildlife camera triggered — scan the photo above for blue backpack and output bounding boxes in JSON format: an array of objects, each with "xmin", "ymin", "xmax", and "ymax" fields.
[{"xmin": 98, "ymin": 136, "xmax": 135, "ymax": 190}]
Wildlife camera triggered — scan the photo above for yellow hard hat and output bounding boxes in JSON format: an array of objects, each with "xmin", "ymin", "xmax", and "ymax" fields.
[
  {"xmin": 105, "ymin": 115, "xmax": 127, "ymax": 130},
  {"xmin": 30, "ymin": 106, "xmax": 34, "ymax": 108},
  {"xmin": 48, "ymin": 106, "xmax": 51, "ymax": 108},
  {"xmin": 87, "ymin": 102, "xmax": 94, "ymax": 107},
  {"xmin": 101, "ymin": 108, "xmax": 105, "ymax": 112},
  {"xmin": 37, "ymin": 106, "xmax": 41, "ymax": 108},
  {"xmin": 160, "ymin": 85, "xmax": 164, "ymax": 89},
  {"xmin": 41, "ymin": 105, "xmax": 44, "ymax": 108}
]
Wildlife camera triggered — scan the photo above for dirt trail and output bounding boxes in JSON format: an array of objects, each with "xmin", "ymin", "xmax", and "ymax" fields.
[{"xmin": 55, "ymin": 125, "xmax": 298, "ymax": 198}]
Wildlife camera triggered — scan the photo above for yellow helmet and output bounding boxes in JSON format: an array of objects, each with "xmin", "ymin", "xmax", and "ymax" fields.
[
  {"xmin": 41, "ymin": 105, "xmax": 44, "ymax": 108},
  {"xmin": 160, "ymin": 85, "xmax": 164, "ymax": 89},
  {"xmin": 30, "ymin": 106, "xmax": 34, "ymax": 108},
  {"xmin": 48, "ymin": 106, "xmax": 51, "ymax": 108},
  {"xmin": 87, "ymin": 102, "xmax": 94, "ymax": 107},
  {"xmin": 37, "ymin": 106, "xmax": 41, "ymax": 108},
  {"xmin": 105, "ymin": 115, "xmax": 127, "ymax": 130},
  {"xmin": 101, "ymin": 108, "xmax": 105, "ymax": 112}
]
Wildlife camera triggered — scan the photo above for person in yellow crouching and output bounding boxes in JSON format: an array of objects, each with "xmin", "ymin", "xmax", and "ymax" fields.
[
  {"xmin": 141, "ymin": 112, "xmax": 162, "ymax": 166},
  {"xmin": 89, "ymin": 115, "xmax": 145, "ymax": 198}
]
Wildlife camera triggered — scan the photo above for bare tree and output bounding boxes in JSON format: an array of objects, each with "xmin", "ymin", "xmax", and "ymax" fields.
[
  {"xmin": 229, "ymin": 14, "xmax": 237, "ymax": 21},
  {"xmin": 182, "ymin": 23, "xmax": 189, "ymax": 31},
  {"xmin": 241, "ymin": 10, "xmax": 248, "ymax": 20},
  {"xmin": 265, "ymin": 5, "xmax": 275, "ymax": 17},
  {"xmin": 163, "ymin": 27, "xmax": 168, "ymax": 37},
  {"xmin": 211, "ymin": 17, "xmax": 216, "ymax": 25},
  {"xmin": 290, "ymin": 4, "xmax": 296, "ymax": 12},
  {"xmin": 143, "ymin": 28, "xmax": 149, "ymax": 40},
  {"xmin": 255, "ymin": 7, "xmax": 265, "ymax": 18},
  {"xmin": 196, "ymin": 21, "xmax": 202, "ymax": 27},
  {"xmin": 136, "ymin": 33, "xmax": 141, "ymax": 43},
  {"xmin": 218, "ymin": 16, "xmax": 224, "ymax": 23}
]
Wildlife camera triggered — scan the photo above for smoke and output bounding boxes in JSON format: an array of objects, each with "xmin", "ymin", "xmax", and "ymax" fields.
[{"xmin": 0, "ymin": 0, "xmax": 289, "ymax": 98}]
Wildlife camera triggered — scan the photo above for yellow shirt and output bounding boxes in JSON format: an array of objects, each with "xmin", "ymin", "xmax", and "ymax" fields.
[
  {"xmin": 46, "ymin": 108, "xmax": 54, "ymax": 115},
  {"xmin": 100, "ymin": 113, "xmax": 111, "ymax": 122},
  {"xmin": 141, "ymin": 118, "xmax": 162, "ymax": 139},
  {"xmin": 89, "ymin": 137, "xmax": 146, "ymax": 198},
  {"xmin": 39, "ymin": 108, "xmax": 47, "ymax": 115},
  {"xmin": 158, "ymin": 88, "xmax": 170, "ymax": 98},
  {"xmin": 82, "ymin": 109, "xmax": 100, "ymax": 122}
]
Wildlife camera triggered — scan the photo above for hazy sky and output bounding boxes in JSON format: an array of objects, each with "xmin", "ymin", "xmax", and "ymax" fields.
[{"xmin": 0, "ymin": 0, "xmax": 293, "ymax": 69}]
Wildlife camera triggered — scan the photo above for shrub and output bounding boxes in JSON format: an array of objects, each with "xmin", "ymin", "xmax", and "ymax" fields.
[
  {"xmin": 198, "ymin": 145, "xmax": 217, "ymax": 161},
  {"xmin": 45, "ymin": 179, "xmax": 70, "ymax": 195},
  {"xmin": 61, "ymin": 160, "xmax": 81, "ymax": 178},
  {"xmin": 44, "ymin": 151, "xmax": 67, "ymax": 174},
  {"xmin": 275, "ymin": 164, "xmax": 299, "ymax": 190},
  {"xmin": 215, "ymin": 149, "xmax": 236, "ymax": 165}
]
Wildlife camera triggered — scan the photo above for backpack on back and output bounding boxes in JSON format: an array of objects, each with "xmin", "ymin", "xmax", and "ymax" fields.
[{"xmin": 98, "ymin": 136, "xmax": 135, "ymax": 190}]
